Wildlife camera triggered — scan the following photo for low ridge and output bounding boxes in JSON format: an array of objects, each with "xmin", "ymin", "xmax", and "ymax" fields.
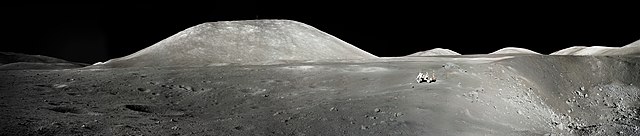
[
  {"xmin": 489, "ymin": 47, "xmax": 541, "ymax": 55},
  {"xmin": 407, "ymin": 48, "xmax": 461, "ymax": 56}
]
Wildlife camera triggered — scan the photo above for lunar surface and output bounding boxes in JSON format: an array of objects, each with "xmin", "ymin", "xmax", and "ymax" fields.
[
  {"xmin": 407, "ymin": 48, "xmax": 461, "ymax": 56},
  {"xmin": 1, "ymin": 20, "xmax": 640, "ymax": 135}
]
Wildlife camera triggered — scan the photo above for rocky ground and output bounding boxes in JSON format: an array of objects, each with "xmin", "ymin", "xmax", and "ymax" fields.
[{"xmin": 1, "ymin": 55, "xmax": 638, "ymax": 135}]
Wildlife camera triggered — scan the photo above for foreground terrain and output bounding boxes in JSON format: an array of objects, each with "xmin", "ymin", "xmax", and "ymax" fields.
[{"xmin": 1, "ymin": 55, "xmax": 639, "ymax": 135}]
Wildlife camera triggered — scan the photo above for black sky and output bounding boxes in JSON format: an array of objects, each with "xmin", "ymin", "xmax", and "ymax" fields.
[{"xmin": 1, "ymin": 3, "xmax": 639, "ymax": 63}]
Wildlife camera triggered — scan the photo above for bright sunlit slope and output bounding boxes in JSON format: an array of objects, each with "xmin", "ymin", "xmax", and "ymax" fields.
[{"xmin": 94, "ymin": 20, "xmax": 377, "ymax": 68}]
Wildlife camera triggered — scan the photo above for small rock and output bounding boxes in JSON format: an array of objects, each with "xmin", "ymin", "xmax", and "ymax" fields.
[
  {"xmin": 137, "ymin": 88, "xmax": 151, "ymax": 92},
  {"xmin": 178, "ymin": 85, "xmax": 194, "ymax": 91},
  {"xmin": 171, "ymin": 126, "xmax": 179, "ymax": 130},
  {"xmin": 329, "ymin": 107, "xmax": 336, "ymax": 111},
  {"xmin": 282, "ymin": 117, "xmax": 292, "ymax": 123},
  {"xmin": 394, "ymin": 112, "xmax": 403, "ymax": 117},
  {"xmin": 53, "ymin": 84, "xmax": 68, "ymax": 88},
  {"xmin": 233, "ymin": 126, "xmax": 244, "ymax": 130},
  {"xmin": 374, "ymin": 108, "xmax": 381, "ymax": 113},
  {"xmin": 360, "ymin": 125, "xmax": 368, "ymax": 130},
  {"xmin": 273, "ymin": 111, "xmax": 283, "ymax": 116}
]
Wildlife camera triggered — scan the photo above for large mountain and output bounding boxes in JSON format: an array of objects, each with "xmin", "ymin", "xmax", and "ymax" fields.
[{"xmin": 95, "ymin": 20, "xmax": 377, "ymax": 68}]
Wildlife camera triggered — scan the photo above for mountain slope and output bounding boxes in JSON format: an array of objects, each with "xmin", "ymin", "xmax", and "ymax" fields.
[{"xmin": 95, "ymin": 20, "xmax": 377, "ymax": 68}]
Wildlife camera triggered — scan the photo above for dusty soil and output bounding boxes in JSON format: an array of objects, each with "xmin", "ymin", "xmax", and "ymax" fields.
[{"xmin": 1, "ymin": 55, "xmax": 639, "ymax": 135}]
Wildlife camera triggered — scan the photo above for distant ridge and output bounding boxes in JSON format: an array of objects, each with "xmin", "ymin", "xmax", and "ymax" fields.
[
  {"xmin": 407, "ymin": 48, "xmax": 460, "ymax": 56},
  {"xmin": 550, "ymin": 39, "xmax": 640, "ymax": 56},
  {"xmin": 489, "ymin": 47, "xmax": 541, "ymax": 55},
  {"xmin": 624, "ymin": 39, "xmax": 640, "ymax": 48},
  {"xmin": 0, "ymin": 52, "xmax": 87, "ymax": 70},
  {"xmin": 94, "ymin": 20, "xmax": 377, "ymax": 68},
  {"xmin": 550, "ymin": 46, "xmax": 618, "ymax": 55},
  {"xmin": 1, "ymin": 52, "xmax": 70, "ymax": 65}
]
